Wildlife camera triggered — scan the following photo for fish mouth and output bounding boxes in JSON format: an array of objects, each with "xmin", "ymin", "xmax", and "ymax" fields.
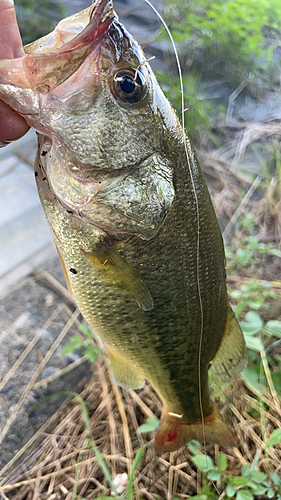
[
  {"xmin": 90, "ymin": 0, "xmax": 114, "ymax": 25},
  {"xmin": 23, "ymin": 0, "xmax": 116, "ymax": 93}
]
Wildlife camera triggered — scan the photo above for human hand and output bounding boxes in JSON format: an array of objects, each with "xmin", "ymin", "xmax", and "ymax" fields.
[{"xmin": 0, "ymin": 0, "xmax": 30, "ymax": 147}]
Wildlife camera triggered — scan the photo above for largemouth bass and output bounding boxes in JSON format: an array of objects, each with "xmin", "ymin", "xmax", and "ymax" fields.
[{"xmin": 0, "ymin": 0, "xmax": 247, "ymax": 452}]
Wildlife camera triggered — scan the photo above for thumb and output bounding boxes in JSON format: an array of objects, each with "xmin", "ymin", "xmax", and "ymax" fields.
[
  {"xmin": 0, "ymin": 0, "xmax": 25, "ymax": 59},
  {"xmin": 0, "ymin": 0, "xmax": 29, "ymax": 141}
]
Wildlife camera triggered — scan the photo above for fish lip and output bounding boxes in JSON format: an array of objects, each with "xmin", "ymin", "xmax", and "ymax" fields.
[
  {"xmin": 81, "ymin": 0, "xmax": 116, "ymax": 46},
  {"xmin": 90, "ymin": 0, "xmax": 115, "ymax": 26},
  {"xmin": 24, "ymin": 0, "xmax": 116, "ymax": 93},
  {"xmin": 42, "ymin": 0, "xmax": 116, "ymax": 54}
]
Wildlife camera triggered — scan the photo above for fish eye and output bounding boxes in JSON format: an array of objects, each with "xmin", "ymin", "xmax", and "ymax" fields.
[{"xmin": 112, "ymin": 69, "xmax": 146, "ymax": 103}]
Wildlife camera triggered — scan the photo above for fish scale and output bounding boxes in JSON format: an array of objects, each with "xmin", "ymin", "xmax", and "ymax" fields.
[
  {"xmin": 40, "ymin": 144, "xmax": 227, "ymax": 422},
  {"xmin": 0, "ymin": 0, "xmax": 247, "ymax": 452}
]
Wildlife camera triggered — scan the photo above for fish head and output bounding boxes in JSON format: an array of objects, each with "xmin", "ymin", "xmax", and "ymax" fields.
[{"xmin": 0, "ymin": 0, "xmax": 179, "ymax": 238}]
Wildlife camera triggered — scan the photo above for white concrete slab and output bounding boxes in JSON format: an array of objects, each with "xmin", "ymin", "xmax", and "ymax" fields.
[{"xmin": 0, "ymin": 131, "xmax": 53, "ymax": 288}]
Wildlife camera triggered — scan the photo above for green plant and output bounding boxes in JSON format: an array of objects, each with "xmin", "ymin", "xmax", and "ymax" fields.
[
  {"xmin": 136, "ymin": 417, "xmax": 160, "ymax": 434},
  {"xmin": 156, "ymin": 0, "xmax": 281, "ymax": 141},
  {"xmin": 225, "ymin": 214, "xmax": 281, "ymax": 275},
  {"xmin": 237, "ymin": 310, "xmax": 281, "ymax": 393},
  {"xmin": 16, "ymin": 0, "xmax": 65, "ymax": 45},
  {"xmin": 189, "ymin": 296, "xmax": 281, "ymax": 499},
  {"xmin": 187, "ymin": 441, "xmax": 281, "ymax": 499},
  {"xmin": 62, "ymin": 323, "xmax": 103, "ymax": 362},
  {"xmin": 224, "ymin": 213, "xmax": 281, "ymax": 332},
  {"xmin": 229, "ymin": 280, "xmax": 278, "ymax": 319},
  {"xmin": 155, "ymin": 69, "xmax": 219, "ymax": 143},
  {"xmin": 162, "ymin": 0, "xmax": 281, "ymax": 80},
  {"xmin": 92, "ymin": 447, "xmax": 146, "ymax": 500}
]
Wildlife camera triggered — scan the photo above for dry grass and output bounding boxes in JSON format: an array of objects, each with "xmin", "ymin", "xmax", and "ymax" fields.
[
  {"xmin": 198, "ymin": 118, "xmax": 281, "ymax": 243},
  {"xmin": 0, "ymin": 315, "xmax": 281, "ymax": 500}
]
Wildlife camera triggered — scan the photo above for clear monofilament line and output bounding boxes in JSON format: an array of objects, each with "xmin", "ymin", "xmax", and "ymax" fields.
[{"xmin": 142, "ymin": 0, "xmax": 206, "ymax": 449}]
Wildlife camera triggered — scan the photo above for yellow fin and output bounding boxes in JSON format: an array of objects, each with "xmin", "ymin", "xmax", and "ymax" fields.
[
  {"xmin": 56, "ymin": 246, "xmax": 73, "ymax": 296},
  {"xmin": 108, "ymin": 348, "xmax": 145, "ymax": 389},
  {"xmin": 155, "ymin": 406, "xmax": 236, "ymax": 453},
  {"xmin": 82, "ymin": 244, "xmax": 153, "ymax": 311},
  {"xmin": 211, "ymin": 306, "xmax": 247, "ymax": 383}
]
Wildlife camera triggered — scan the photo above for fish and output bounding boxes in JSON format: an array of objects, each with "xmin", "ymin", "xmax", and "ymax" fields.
[{"xmin": 0, "ymin": 0, "xmax": 247, "ymax": 452}]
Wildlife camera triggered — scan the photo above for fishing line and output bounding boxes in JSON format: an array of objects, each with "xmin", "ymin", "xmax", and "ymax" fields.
[
  {"xmin": 134, "ymin": 56, "xmax": 155, "ymax": 80},
  {"xmin": 142, "ymin": 0, "xmax": 206, "ymax": 450},
  {"xmin": 140, "ymin": 8, "xmax": 224, "ymax": 498}
]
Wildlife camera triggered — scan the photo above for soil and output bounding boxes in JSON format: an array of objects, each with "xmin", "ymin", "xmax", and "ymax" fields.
[{"xmin": 0, "ymin": 257, "xmax": 91, "ymax": 470}]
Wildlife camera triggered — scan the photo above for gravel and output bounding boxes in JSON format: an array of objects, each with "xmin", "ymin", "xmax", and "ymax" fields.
[{"xmin": 0, "ymin": 257, "xmax": 91, "ymax": 471}]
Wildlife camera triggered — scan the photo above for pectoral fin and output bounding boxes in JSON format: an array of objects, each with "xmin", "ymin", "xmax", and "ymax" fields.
[
  {"xmin": 107, "ymin": 348, "xmax": 145, "ymax": 389},
  {"xmin": 211, "ymin": 306, "xmax": 247, "ymax": 383},
  {"xmin": 82, "ymin": 244, "xmax": 154, "ymax": 311}
]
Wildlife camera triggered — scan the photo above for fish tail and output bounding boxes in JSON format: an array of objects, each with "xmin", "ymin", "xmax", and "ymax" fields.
[{"xmin": 155, "ymin": 406, "xmax": 236, "ymax": 453}]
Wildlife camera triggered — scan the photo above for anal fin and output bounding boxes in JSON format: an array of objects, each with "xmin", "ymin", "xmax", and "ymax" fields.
[
  {"xmin": 107, "ymin": 348, "xmax": 145, "ymax": 390},
  {"xmin": 82, "ymin": 243, "xmax": 153, "ymax": 311},
  {"xmin": 155, "ymin": 406, "xmax": 236, "ymax": 453},
  {"xmin": 211, "ymin": 305, "xmax": 247, "ymax": 383}
]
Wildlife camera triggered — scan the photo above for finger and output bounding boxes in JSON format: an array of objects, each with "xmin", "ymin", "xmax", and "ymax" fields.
[
  {"xmin": 0, "ymin": 101, "xmax": 30, "ymax": 141},
  {"xmin": 0, "ymin": 0, "xmax": 24, "ymax": 58},
  {"xmin": 0, "ymin": 1, "xmax": 29, "ymax": 141}
]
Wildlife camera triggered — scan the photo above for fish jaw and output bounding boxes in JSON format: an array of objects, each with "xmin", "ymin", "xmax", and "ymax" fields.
[
  {"xmin": 0, "ymin": 0, "xmax": 115, "ymax": 118},
  {"xmin": 24, "ymin": 7, "xmax": 93, "ymax": 54},
  {"xmin": 24, "ymin": 1, "xmax": 115, "ymax": 93}
]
